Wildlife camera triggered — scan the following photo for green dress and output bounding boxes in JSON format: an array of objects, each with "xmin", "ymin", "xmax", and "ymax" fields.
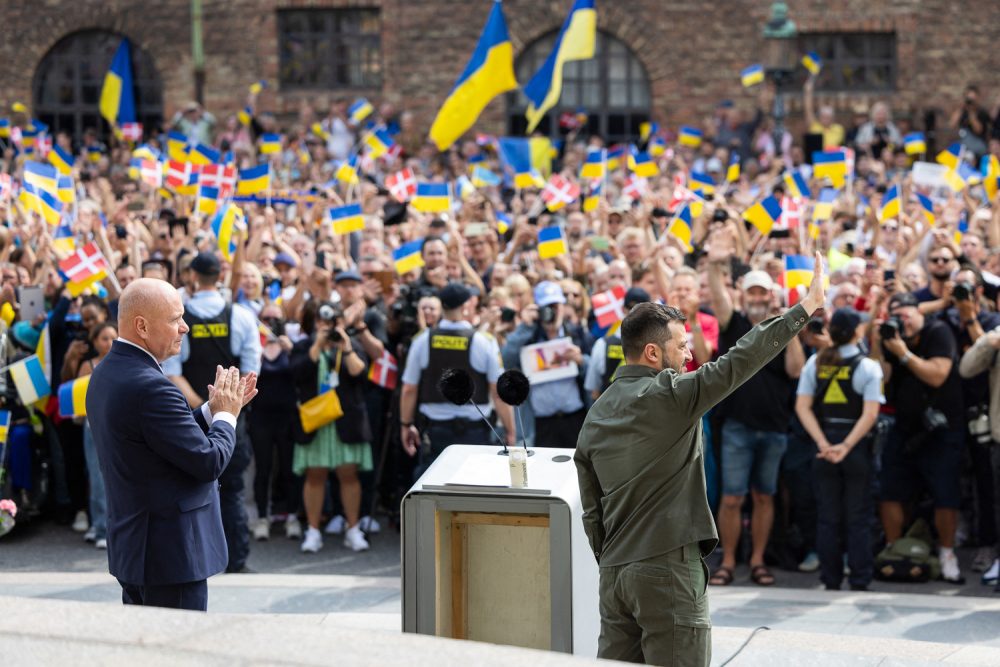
[{"xmin": 292, "ymin": 349, "xmax": 374, "ymax": 475}]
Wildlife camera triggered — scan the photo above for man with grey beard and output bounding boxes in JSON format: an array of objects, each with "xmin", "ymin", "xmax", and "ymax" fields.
[{"xmin": 705, "ymin": 242, "xmax": 805, "ymax": 587}]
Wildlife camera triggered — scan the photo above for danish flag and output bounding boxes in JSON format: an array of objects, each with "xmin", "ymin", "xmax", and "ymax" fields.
[
  {"xmin": 668, "ymin": 172, "xmax": 690, "ymax": 211},
  {"xmin": 58, "ymin": 242, "xmax": 109, "ymax": 286},
  {"xmin": 368, "ymin": 350, "xmax": 398, "ymax": 390},
  {"xmin": 623, "ymin": 175, "xmax": 647, "ymax": 200},
  {"xmin": 139, "ymin": 159, "xmax": 162, "ymax": 188},
  {"xmin": 591, "ymin": 285, "xmax": 627, "ymax": 328},
  {"xmin": 165, "ymin": 160, "xmax": 193, "ymax": 189},
  {"xmin": 779, "ymin": 196, "xmax": 802, "ymax": 230},
  {"xmin": 386, "ymin": 168, "xmax": 417, "ymax": 202},
  {"xmin": 541, "ymin": 174, "xmax": 580, "ymax": 211},
  {"xmin": 36, "ymin": 134, "xmax": 52, "ymax": 158},
  {"xmin": 120, "ymin": 122, "xmax": 143, "ymax": 142},
  {"xmin": 199, "ymin": 164, "xmax": 224, "ymax": 189}
]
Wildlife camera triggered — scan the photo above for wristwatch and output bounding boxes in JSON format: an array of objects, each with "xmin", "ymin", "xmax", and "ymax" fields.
[
  {"xmin": 964, "ymin": 319, "xmax": 977, "ymax": 328},
  {"xmin": 400, "ymin": 421, "xmax": 413, "ymax": 427},
  {"xmin": 899, "ymin": 351, "xmax": 912, "ymax": 366}
]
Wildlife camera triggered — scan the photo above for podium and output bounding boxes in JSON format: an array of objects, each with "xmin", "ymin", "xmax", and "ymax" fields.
[{"xmin": 401, "ymin": 444, "xmax": 599, "ymax": 656}]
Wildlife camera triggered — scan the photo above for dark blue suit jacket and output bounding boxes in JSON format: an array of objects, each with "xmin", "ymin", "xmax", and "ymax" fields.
[{"xmin": 87, "ymin": 340, "xmax": 236, "ymax": 586}]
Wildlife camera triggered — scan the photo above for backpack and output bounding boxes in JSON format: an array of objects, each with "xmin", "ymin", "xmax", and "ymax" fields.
[{"xmin": 874, "ymin": 519, "xmax": 941, "ymax": 583}]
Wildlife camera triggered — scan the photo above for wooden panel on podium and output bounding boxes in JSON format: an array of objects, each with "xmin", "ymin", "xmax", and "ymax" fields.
[{"xmin": 435, "ymin": 510, "xmax": 551, "ymax": 650}]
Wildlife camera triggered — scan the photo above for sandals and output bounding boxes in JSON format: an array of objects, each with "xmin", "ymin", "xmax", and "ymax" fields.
[
  {"xmin": 709, "ymin": 566, "xmax": 734, "ymax": 586},
  {"xmin": 750, "ymin": 564, "xmax": 776, "ymax": 586}
]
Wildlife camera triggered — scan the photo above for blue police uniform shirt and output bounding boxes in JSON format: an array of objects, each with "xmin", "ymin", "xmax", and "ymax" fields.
[
  {"xmin": 796, "ymin": 343, "xmax": 885, "ymax": 403},
  {"xmin": 584, "ymin": 337, "xmax": 609, "ymax": 393},
  {"xmin": 162, "ymin": 290, "xmax": 262, "ymax": 376},
  {"xmin": 401, "ymin": 319, "xmax": 503, "ymax": 421},
  {"xmin": 527, "ymin": 326, "xmax": 585, "ymax": 418}
]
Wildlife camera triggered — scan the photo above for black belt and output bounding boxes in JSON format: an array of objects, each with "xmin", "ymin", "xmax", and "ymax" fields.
[{"xmin": 538, "ymin": 409, "xmax": 584, "ymax": 420}]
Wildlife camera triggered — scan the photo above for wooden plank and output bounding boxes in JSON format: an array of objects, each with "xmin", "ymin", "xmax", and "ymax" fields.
[
  {"xmin": 450, "ymin": 517, "xmax": 466, "ymax": 640},
  {"xmin": 450, "ymin": 512, "xmax": 549, "ymax": 528}
]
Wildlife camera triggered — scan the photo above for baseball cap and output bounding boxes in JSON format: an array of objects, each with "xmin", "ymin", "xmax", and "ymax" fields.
[
  {"xmin": 888, "ymin": 292, "xmax": 919, "ymax": 310},
  {"xmin": 334, "ymin": 269, "xmax": 362, "ymax": 284},
  {"xmin": 828, "ymin": 307, "xmax": 870, "ymax": 337},
  {"xmin": 273, "ymin": 252, "xmax": 297, "ymax": 268},
  {"xmin": 534, "ymin": 281, "xmax": 566, "ymax": 307},
  {"xmin": 624, "ymin": 287, "xmax": 651, "ymax": 309},
  {"xmin": 439, "ymin": 283, "xmax": 472, "ymax": 310},
  {"xmin": 741, "ymin": 270, "xmax": 774, "ymax": 292},
  {"xmin": 189, "ymin": 251, "xmax": 221, "ymax": 276}
]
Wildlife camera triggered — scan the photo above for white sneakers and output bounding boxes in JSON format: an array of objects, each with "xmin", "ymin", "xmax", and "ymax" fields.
[
  {"xmin": 95, "ymin": 538, "xmax": 107, "ymax": 550},
  {"xmin": 83, "ymin": 526, "xmax": 97, "ymax": 543},
  {"xmin": 301, "ymin": 527, "xmax": 323, "ymax": 553},
  {"xmin": 982, "ymin": 558, "xmax": 999, "ymax": 585},
  {"xmin": 72, "ymin": 511, "xmax": 89, "ymax": 533},
  {"xmin": 285, "ymin": 515, "xmax": 303, "ymax": 540},
  {"xmin": 358, "ymin": 515, "xmax": 381, "ymax": 534},
  {"xmin": 252, "ymin": 518, "xmax": 270, "ymax": 541},
  {"xmin": 940, "ymin": 549, "xmax": 962, "ymax": 583},
  {"xmin": 324, "ymin": 515, "xmax": 346, "ymax": 535},
  {"xmin": 344, "ymin": 524, "xmax": 370, "ymax": 552}
]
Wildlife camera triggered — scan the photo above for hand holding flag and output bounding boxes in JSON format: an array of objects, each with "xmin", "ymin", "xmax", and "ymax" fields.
[{"xmin": 800, "ymin": 251, "xmax": 826, "ymax": 316}]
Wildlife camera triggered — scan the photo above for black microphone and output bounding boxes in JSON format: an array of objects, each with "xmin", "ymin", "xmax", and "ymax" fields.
[
  {"xmin": 497, "ymin": 370, "xmax": 531, "ymax": 451},
  {"xmin": 438, "ymin": 368, "xmax": 508, "ymax": 453}
]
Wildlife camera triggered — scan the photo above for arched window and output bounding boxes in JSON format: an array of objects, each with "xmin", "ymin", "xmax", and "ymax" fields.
[
  {"xmin": 508, "ymin": 31, "xmax": 650, "ymax": 143},
  {"xmin": 32, "ymin": 30, "xmax": 163, "ymax": 143}
]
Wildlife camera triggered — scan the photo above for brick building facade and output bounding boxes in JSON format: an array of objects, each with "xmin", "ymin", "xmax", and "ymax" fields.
[{"xmin": 2, "ymin": 0, "xmax": 999, "ymax": 147}]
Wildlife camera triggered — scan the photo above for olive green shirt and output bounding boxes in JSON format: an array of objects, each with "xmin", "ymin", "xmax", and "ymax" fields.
[{"xmin": 574, "ymin": 304, "xmax": 809, "ymax": 566}]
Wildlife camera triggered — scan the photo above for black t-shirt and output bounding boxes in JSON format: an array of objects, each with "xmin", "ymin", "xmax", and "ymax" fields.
[
  {"xmin": 717, "ymin": 311, "xmax": 795, "ymax": 432},
  {"xmin": 940, "ymin": 308, "xmax": 1000, "ymax": 407},
  {"xmin": 887, "ymin": 319, "xmax": 963, "ymax": 434}
]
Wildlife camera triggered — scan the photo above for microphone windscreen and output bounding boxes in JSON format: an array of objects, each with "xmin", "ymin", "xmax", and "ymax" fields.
[
  {"xmin": 438, "ymin": 368, "xmax": 475, "ymax": 405},
  {"xmin": 496, "ymin": 369, "xmax": 530, "ymax": 406}
]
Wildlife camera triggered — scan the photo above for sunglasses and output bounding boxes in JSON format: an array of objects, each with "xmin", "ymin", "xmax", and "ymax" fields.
[{"xmin": 928, "ymin": 257, "xmax": 951, "ymax": 264}]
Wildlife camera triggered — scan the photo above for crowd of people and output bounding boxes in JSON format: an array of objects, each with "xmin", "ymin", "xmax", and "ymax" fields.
[{"xmin": 3, "ymin": 73, "xmax": 1000, "ymax": 592}]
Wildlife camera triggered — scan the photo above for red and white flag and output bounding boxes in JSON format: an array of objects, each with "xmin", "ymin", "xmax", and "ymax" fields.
[
  {"xmin": 623, "ymin": 175, "xmax": 647, "ymax": 200},
  {"xmin": 218, "ymin": 165, "xmax": 237, "ymax": 199},
  {"xmin": 58, "ymin": 242, "xmax": 109, "ymax": 286},
  {"xmin": 368, "ymin": 351, "xmax": 398, "ymax": 390},
  {"xmin": 120, "ymin": 122, "xmax": 143, "ymax": 142},
  {"xmin": 199, "ymin": 164, "xmax": 223, "ymax": 189},
  {"xmin": 780, "ymin": 196, "xmax": 802, "ymax": 230},
  {"xmin": 386, "ymin": 168, "xmax": 417, "ymax": 202},
  {"xmin": 667, "ymin": 173, "xmax": 688, "ymax": 211},
  {"xmin": 165, "ymin": 160, "xmax": 192, "ymax": 189},
  {"xmin": 139, "ymin": 159, "xmax": 162, "ymax": 188},
  {"xmin": 541, "ymin": 174, "xmax": 580, "ymax": 211},
  {"xmin": 591, "ymin": 285, "xmax": 627, "ymax": 328},
  {"xmin": 35, "ymin": 134, "xmax": 52, "ymax": 158},
  {"xmin": 384, "ymin": 143, "xmax": 403, "ymax": 164}
]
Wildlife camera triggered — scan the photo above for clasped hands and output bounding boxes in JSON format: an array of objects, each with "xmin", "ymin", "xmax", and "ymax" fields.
[{"xmin": 207, "ymin": 365, "xmax": 258, "ymax": 418}]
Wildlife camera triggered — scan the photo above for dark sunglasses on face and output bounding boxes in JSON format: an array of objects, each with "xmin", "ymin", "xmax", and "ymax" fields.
[{"xmin": 928, "ymin": 257, "xmax": 951, "ymax": 264}]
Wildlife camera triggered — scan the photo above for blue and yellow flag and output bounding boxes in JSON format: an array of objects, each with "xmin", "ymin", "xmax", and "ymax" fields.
[
  {"xmin": 639, "ymin": 122, "xmax": 659, "ymax": 142},
  {"xmin": 785, "ymin": 254, "xmax": 815, "ymax": 291},
  {"xmin": 915, "ymin": 192, "xmax": 935, "ymax": 225},
  {"xmin": 783, "ymin": 170, "xmax": 811, "ymax": 199},
  {"xmin": 690, "ymin": 171, "xmax": 715, "ymax": 196},
  {"xmin": 364, "ymin": 127, "xmax": 396, "ymax": 158},
  {"xmin": 744, "ymin": 195, "xmax": 782, "ymax": 236},
  {"xmin": 726, "ymin": 153, "xmax": 741, "ymax": 183},
  {"xmin": 581, "ymin": 148, "xmax": 606, "ymax": 180},
  {"xmin": 936, "ymin": 143, "xmax": 961, "ymax": 170},
  {"xmin": 880, "ymin": 185, "xmax": 900, "ymax": 220},
  {"xmin": 583, "ymin": 181, "xmax": 601, "ymax": 212},
  {"xmin": 0, "ymin": 118, "xmax": 9, "ymax": 138},
  {"xmin": 982, "ymin": 154, "xmax": 1000, "ymax": 200},
  {"xmin": 537, "ymin": 225, "xmax": 568, "ymax": 259},
  {"xmin": 48, "ymin": 145, "xmax": 74, "ymax": 175},
  {"xmin": 211, "ymin": 203, "xmax": 244, "ymax": 261},
  {"xmin": 499, "ymin": 137, "xmax": 543, "ymax": 188},
  {"xmin": 21, "ymin": 182, "xmax": 62, "ymax": 226},
  {"xmin": 668, "ymin": 203, "xmax": 694, "ymax": 252},
  {"xmin": 648, "ymin": 136, "xmax": 667, "ymax": 157},
  {"xmin": 801, "ymin": 52, "xmax": 822, "ymax": 75},
  {"xmin": 196, "ymin": 184, "xmax": 220, "ymax": 216},
  {"xmin": 58, "ymin": 375, "xmax": 90, "ymax": 418},
  {"xmin": 259, "ymin": 133, "xmax": 282, "ymax": 155},
  {"xmin": 190, "ymin": 143, "xmax": 220, "ymax": 165},
  {"xmin": 0, "ymin": 410, "xmax": 10, "ymax": 444},
  {"xmin": 812, "ymin": 188, "xmax": 837, "ymax": 221},
  {"xmin": 606, "ymin": 145, "xmax": 626, "ymax": 171},
  {"xmin": 24, "ymin": 161, "xmax": 58, "ymax": 194},
  {"xmin": 523, "ymin": 0, "xmax": 596, "ymax": 132},
  {"xmin": 393, "ymin": 239, "xmax": 425, "ymax": 275},
  {"xmin": 236, "ymin": 164, "xmax": 270, "ymax": 195},
  {"xmin": 904, "ymin": 132, "xmax": 926, "ymax": 155},
  {"xmin": 471, "ymin": 166, "xmax": 501, "ymax": 188},
  {"xmin": 812, "ymin": 151, "xmax": 847, "ymax": 188},
  {"xmin": 678, "ymin": 126, "xmax": 703, "ymax": 148},
  {"xmin": 741, "ymin": 64, "xmax": 764, "ymax": 87},
  {"xmin": 53, "ymin": 221, "xmax": 75, "ymax": 254},
  {"xmin": 99, "ymin": 38, "xmax": 136, "ymax": 127},
  {"xmin": 349, "ymin": 98, "xmax": 374, "ymax": 125},
  {"xmin": 429, "ymin": 0, "xmax": 517, "ymax": 151},
  {"xmin": 628, "ymin": 151, "xmax": 659, "ymax": 178},
  {"xmin": 412, "ymin": 183, "xmax": 451, "ymax": 213},
  {"xmin": 56, "ymin": 175, "xmax": 75, "ymax": 204},
  {"xmin": 167, "ymin": 131, "xmax": 189, "ymax": 162},
  {"xmin": 328, "ymin": 203, "xmax": 365, "ymax": 235},
  {"xmin": 336, "ymin": 156, "xmax": 360, "ymax": 185}
]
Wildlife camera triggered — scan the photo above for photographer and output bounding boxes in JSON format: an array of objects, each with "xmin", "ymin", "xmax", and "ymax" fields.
[
  {"xmin": 873, "ymin": 292, "xmax": 965, "ymax": 583},
  {"xmin": 949, "ymin": 84, "xmax": 991, "ymax": 158},
  {"xmin": 291, "ymin": 300, "xmax": 372, "ymax": 554},
  {"xmin": 946, "ymin": 265, "xmax": 1000, "ymax": 573}
]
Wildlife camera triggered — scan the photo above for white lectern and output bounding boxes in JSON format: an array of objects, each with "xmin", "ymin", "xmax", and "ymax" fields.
[{"xmin": 401, "ymin": 444, "xmax": 599, "ymax": 656}]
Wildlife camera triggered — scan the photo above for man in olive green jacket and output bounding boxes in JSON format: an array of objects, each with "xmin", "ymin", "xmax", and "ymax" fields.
[{"xmin": 575, "ymin": 252, "xmax": 825, "ymax": 666}]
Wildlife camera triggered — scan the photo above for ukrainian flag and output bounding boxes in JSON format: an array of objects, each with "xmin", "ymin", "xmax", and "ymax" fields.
[
  {"xmin": 48, "ymin": 145, "xmax": 74, "ymax": 175},
  {"xmin": 496, "ymin": 211, "xmax": 512, "ymax": 234},
  {"xmin": 211, "ymin": 203, "xmax": 244, "ymax": 261},
  {"xmin": 581, "ymin": 149, "xmax": 606, "ymax": 180},
  {"xmin": 0, "ymin": 410, "xmax": 10, "ymax": 444},
  {"xmin": 668, "ymin": 203, "xmax": 694, "ymax": 252},
  {"xmin": 393, "ymin": 239, "xmax": 425, "ymax": 275},
  {"xmin": 456, "ymin": 175, "xmax": 476, "ymax": 200},
  {"xmin": 349, "ymin": 98, "xmax": 374, "ymax": 125},
  {"xmin": 190, "ymin": 143, "xmax": 220, "ymax": 165},
  {"xmin": 0, "ymin": 118, "xmax": 9, "ymax": 138},
  {"xmin": 133, "ymin": 143, "xmax": 160, "ymax": 161},
  {"xmin": 639, "ymin": 122, "xmax": 659, "ymax": 142},
  {"xmin": 943, "ymin": 168, "xmax": 968, "ymax": 193},
  {"xmin": 727, "ymin": 153, "xmax": 741, "ymax": 183},
  {"xmin": 53, "ymin": 222, "xmax": 75, "ymax": 254},
  {"xmin": 249, "ymin": 80, "xmax": 266, "ymax": 95},
  {"xmin": 311, "ymin": 122, "xmax": 329, "ymax": 140},
  {"xmin": 237, "ymin": 164, "xmax": 271, "ymax": 195},
  {"xmin": 583, "ymin": 182, "xmax": 601, "ymax": 212},
  {"xmin": 801, "ymin": 52, "xmax": 822, "ymax": 75},
  {"xmin": 412, "ymin": 183, "xmax": 451, "ymax": 213},
  {"xmin": 936, "ymin": 143, "xmax": 961, "ymax": 170},
  {"xmin": 785, "ymin": 254, "xmax": 815, "ymax": 290},
  {"xmin": 880, "ymin": 185, "xmax": 900, "ymax": 220},
  {"xmin": 336, "ymin": 156, "xmax": 359, "ymax": 185},
  {"xmin": 9, "ymin": 355, "xmax": 51, "ymax": 405},
  {"xmin": 21, "ymin": 183, "xmax": 62, "ymax": 225},
  {"xmin": 99, "ymin": 38, "xmax": 136, "ymax": 127},
  {"xmin": 812, "ymin": 151, "xmax": 847, "ymax": 188},
  {"xmin": 678, "ymin": 126, "xmax": 703, "ymax": 148},
  {"xmin": 429, "ymin": 0, "xmax": 517, "ymax": 151},
  {"xmin": 606, "ymin": 145, "xmax": 626, "ymax": 170},
  {"xmin": 499, "ymin": 137, "xmax": 543, "ymax": 188},
  {"xmin": 259, "ymin": 133, "xmax": 282, "ymax": 155},
  {"xmin": 328, "ymin": 203, "xmax": 365, "ymax": 235},
  {"xmin": 628, "ymin": 151, "xmax": 659, "ymax": 178},
  {"xmin": 196, "ymin": 184, "xmax": 220, "ymax": 216},
  {"xmin": 783, "ymin": 170, "xmax": 811, "ymax": 199},
  {"xmin": 904, "ymin": 132, "xmax": 926, "ymax": 155},
  {"xmin": 85, "ymin": 145, "xmax": 103, "ymax": 163},
  {"xmin": 364, "ymin": 127, "xmax": 395, "ymax": 158},
  {"xmin": 57, "ymin": 175, "xmax": 75, "ymax": 204},
  {"xmin": 915, "ymin": 192, "xmax": 935, "ymax": 225},
  {"xmin": 24, "ymin": 161, "xmax": 58, "ymax": 194},
  {"xmin": 58, "ymin": 375, "xmax": 90, "ymax": 418},
  {"xmin": 812, "ymin": 188, "xmax": 837, "ymax": 221},
  {"xmin": 954, "ymin": 212, "xmax": 969, "ymax": 245},
  {"xmin": 523, "ymin": 0, "xmax": 596, "ymax": 132},
  {"xmin": 537, "ymin": 225, "xmax": 568, "ymax": 259},
  {"xmin": 982, "ymin": 154, "xmax": 1000, "ymax": 200},
  {"xmin": 649, "ymin": 136, "xmax": 667, "ymax": 157},
  {"xmin": 744, "ymin": 195, "xmax": 782, "ymax": 236},
  {"xmin": 741, "ymin": 64, "xmax": 764, "ymax": 88},
  {"xmin": 167, "ymin": 131, "xmax": 189, "ymax": 162},
  {"xmin": 690, "ymin": 171, "xmax": 715, "ymax": 196},
  {"xmin": 471, "ymin": 166, "xmax": 501, "ymax": 187},
  {"xmin": 238, "ymin": 106, "xmax": 253, "ymax": 127}
]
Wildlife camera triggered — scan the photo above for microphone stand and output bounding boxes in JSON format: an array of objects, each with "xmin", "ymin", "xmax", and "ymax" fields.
[{"xmin": 466, "ymin": 400, "xmax": 508, "ymax": 454}]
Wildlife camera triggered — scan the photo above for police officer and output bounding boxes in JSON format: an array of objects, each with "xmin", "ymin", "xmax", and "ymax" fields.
[
  {"xmin": 399, "ymin": 283, "xmax": 515, "ymax": 478},
  {"xmin": 585, "ymin": 287, "xmax": 651, "ymax": 400},
  {"xmin": 794, "ymin": 307, "xmax": 884, "ymax": 591},
  {"xmin": 164, "ymin": 252, "xmax": 262, "ymax": 573}
]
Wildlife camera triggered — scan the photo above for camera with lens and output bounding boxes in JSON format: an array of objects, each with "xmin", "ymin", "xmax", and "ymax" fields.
[
  {"xmin": 952, "ymin": 281, "xmax": 974, "ymax": 302},
  {"xmin": 806, "ymin": 318, "xmax": 825, "ymax": 335},
  {"xmin": 879, "ymin": 316, "xmax": 904, "ymax": 340},
  {"xmin": 317, "ymin": 303, "xmax": 344, "ymax": 341},
  {"xmin": 539, "ymin": 304, "xmax": 558, "ymax": 325},
  {"xmin": 712, "ymin": 208, "xmax": 729, "ymax": 223},
  {"xmin": 390, "ymin": 282, "xmax": 437, "ymax": 341}
]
